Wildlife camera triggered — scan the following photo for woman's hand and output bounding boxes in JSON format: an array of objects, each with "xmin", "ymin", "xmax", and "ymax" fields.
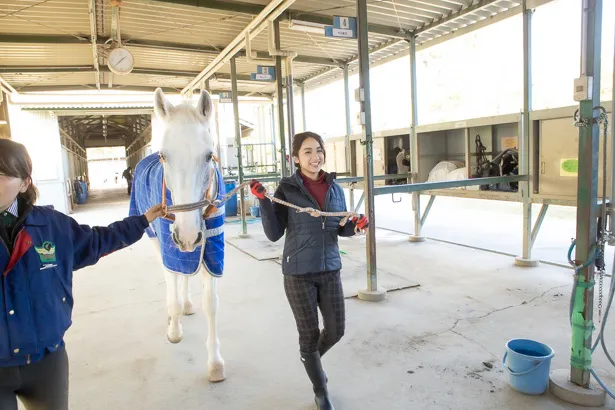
[
  {"xmin": 250, "ymin": 179, "xmax": 267, "ymax": 199},
  {"xmin": 351, "ymin": 214, "xmax": 369, "ymax": 231},
  {"xmin": 145, "ymin": 204, "xmax": 166, "ymax": 222}
]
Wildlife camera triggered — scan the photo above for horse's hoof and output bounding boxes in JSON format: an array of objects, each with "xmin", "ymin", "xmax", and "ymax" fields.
[
  {"xmin": 208, "ymin": 363, "xmax": 226, "ymax": 383},
  {"xmin": 183, "ymin": 303, "xmax": 195, "ymax": 316},
  {"xmin": 167, "ymin": 333, "xmax": 183, "ymax": 344}
]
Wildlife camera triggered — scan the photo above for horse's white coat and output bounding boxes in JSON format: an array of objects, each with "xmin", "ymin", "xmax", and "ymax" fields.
[{"xmin": 152, "ymin": 88, "xmax": 226, "ymax": 382}]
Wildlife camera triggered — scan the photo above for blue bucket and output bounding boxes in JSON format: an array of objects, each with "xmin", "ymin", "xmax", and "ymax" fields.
[
  {"xmin": 250, "ymin": 205, "xmax": 260, "ymax": 217},
  {"xmin": 503, "ymin": 339, "xmax": 554, "ymax": 395},
  {"xmin": 224, "ymin": 181, "xmax": 238, "ymax": 217}
]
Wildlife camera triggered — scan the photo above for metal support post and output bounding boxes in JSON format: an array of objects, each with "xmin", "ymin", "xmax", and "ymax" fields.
[
  {"xmin": 356, "ymin": 0, "xmax": 385, "ymax": 302},
  {"xmin": 285, "ymin": 57, "xmax": 296, "ymax": 175},
  {"xmin": 343, "ymin": 64, "xmax": 355, "ymax": 210},
  {"xmin": 231, "ymin": 57, "xmax": 248, "ymax": 237},
  {"xmin": 408, "ymin": 35, "xmax": 424, "ymax": 243},
  {"xmin": 570, "ymin": 0, "xmax": 602, "ymax": 386},
  {"xmin": 609, "ymin": 25, "xmax": 615, "ymax": 239},
  {"xmin": 274, "ymin": 20, "xmax": 288, "ymax": 177},
  {"xmin": 549, "ymin": 1, "xmax": 606, "ymax": 406},
  {"xmin": 270, "ymin": 103, "xmax": 278, "ymax": 173},
  {"xmin": 301, "ymin": 83, "xmax": 307, "ymax": 132},
  {"xmin": 515, "ymin": 1, "xmax": 538, "ymax": 267}
]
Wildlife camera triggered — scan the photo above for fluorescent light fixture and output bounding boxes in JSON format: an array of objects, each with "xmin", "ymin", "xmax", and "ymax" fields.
[{"xmin": 288, "ymin": 19, "xmax": 326, "ymax": 34}]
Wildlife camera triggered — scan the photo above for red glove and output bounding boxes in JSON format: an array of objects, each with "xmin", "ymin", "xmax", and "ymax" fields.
[
  {"xmin": 250, "ymin": 179, "xmax": 267, "ymax": 200},
  {"xmin": 352, "ymin": 214, "xmax": 369, "ymax": 231}
]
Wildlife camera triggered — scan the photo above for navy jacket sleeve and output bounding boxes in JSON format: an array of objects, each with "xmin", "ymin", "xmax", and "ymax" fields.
[
  {"xmin": 259, "ymin": 185, "xmax": 288, "ymax": 242},
  {"xmin": 69, "ymin": 215, "xmax": 150, "ymax": 270},
  {"xmin": 338, "ymin": 190, "xmax": 357, "ymax": 237}
]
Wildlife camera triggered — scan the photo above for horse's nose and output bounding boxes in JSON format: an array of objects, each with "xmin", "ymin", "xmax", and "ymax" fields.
[{"xmin": 194, "ymin": 232, "xmax": 203, "ymax": 247}]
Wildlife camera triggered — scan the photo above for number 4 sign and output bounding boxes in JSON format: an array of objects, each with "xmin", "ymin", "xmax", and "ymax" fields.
[{"xmin": 325, "ymin": 16, "xmax": 357, "ymax": 39}]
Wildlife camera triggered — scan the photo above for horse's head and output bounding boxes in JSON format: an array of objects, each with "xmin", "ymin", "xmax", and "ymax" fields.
[{"xmin": 154, "ymin": 87, "xmax": 216, "ymax": 252}]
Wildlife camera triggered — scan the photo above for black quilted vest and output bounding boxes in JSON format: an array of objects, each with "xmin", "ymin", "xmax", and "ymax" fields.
[{"xmin": 261, "ymin": 171, "xmax": 348, "ymax": 276}]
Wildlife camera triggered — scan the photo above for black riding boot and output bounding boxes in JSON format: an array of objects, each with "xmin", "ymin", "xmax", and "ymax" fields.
[
  {"xmin": 318, "ymin": 332, "xmax": 334, "ymax": 358},
  {"xmin": 300, "ymin": 351, "xmax": 334, "ymax": 410},
  {"xmin": 317, "ymin": 333, "xmax": 332, "ymax": 382}
]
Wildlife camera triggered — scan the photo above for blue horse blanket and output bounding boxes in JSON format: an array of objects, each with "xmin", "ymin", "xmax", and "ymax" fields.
[{"xmin": 129, "ymin": 152, "xmax": 225, "ymax": 277}]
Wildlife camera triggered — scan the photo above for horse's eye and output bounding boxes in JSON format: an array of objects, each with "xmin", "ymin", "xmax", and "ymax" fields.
[{"xmin": 206, "ymin": 152, "xmax": 213, "ymax": 162}]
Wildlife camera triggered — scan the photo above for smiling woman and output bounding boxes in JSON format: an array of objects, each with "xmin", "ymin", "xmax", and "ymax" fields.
[{"xmin": 249, "ymin": 131, "xmax": 369, "ymax": 410}]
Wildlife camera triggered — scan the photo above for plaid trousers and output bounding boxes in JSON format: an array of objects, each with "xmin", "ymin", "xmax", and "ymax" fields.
[{"xmin": 284, "ymin": 270, "xmax": 345, "ymax": 354}]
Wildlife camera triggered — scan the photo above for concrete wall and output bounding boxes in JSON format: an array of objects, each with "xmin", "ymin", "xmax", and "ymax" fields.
[{"xmin": 7, "ymin": 105, "xmax": 70, "ymax": 214}]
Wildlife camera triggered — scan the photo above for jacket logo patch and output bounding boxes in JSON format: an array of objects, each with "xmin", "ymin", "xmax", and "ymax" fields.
[{"xmin": 34, "ymin": 241, "xmax": 57, "ymax": 263}]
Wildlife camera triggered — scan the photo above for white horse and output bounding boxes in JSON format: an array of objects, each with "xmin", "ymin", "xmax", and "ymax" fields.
[{"xmin": 130, "ymin": 88, "xmax": 226, "ymax": 382}]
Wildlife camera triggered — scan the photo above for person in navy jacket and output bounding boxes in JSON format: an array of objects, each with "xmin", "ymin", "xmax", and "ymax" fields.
[{"xmin": 0, "ymin": 139, "xmax": 164, "ymax": 410}]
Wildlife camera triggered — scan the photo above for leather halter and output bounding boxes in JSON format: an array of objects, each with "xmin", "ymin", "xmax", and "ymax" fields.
[{"xmin": 159, "ymin": 153, "xmax": 220, "ymax": 222}]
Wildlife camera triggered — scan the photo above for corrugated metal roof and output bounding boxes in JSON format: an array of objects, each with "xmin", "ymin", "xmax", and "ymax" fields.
[
  {"xmin": 0, "ymin": 0, "xmax": 530, "ymax": 94},
  {"xmin": 0, "ymin": 0, "xmax": 90, "ymax": 36},
  {"xmin": 110, "ymin": 1, "xmax": 254, "ymax": 48},
  {"xmin": 0, "ymin": 43, "xmax": 92, "ymax": 66}
]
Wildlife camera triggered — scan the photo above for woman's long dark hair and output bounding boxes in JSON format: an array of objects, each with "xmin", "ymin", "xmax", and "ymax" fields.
[
  {"xmin": 0, "ymin": 139, "xmax": 38, "ymax": 205},
  {"xmin": 291, "ymin": 132, "xmax": 327, "ymax": 169}
]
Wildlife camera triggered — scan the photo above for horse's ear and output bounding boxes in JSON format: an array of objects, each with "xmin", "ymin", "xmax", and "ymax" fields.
[
  {"xmin": 196, "ymin": 90, "xmax": 213, "ymax": 121},
  {"xmin": 154, "ymin": 88, "xmax": 172, "ymax": 120}
]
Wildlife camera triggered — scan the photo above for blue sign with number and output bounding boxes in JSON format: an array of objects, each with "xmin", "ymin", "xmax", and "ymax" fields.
[
  {"xmin": 251, "ymin": 65, "xmax": 276, "ymax": 82},
  {"xmin": 219, "ymin": 92, "xmax": 232, "ymax": 103},
  {"xmin": 325, "ymin": 16, "xmax": 357, "ymax": 39}
]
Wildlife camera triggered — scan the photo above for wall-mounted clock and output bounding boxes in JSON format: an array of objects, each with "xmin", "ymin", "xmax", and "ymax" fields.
[{"xmin": 108, "ymin": 47, "xmax": 134, "ymax": 75}]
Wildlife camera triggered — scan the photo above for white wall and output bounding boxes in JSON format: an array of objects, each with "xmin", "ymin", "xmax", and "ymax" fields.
[{"xmin": 8, "ymin": 104, "xmax": 69, "ymax": 214}]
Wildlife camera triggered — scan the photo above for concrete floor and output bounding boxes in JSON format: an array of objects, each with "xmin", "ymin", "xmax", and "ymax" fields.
[{"xmin": 23, "ymin": 187, "xmax": 615, "ymax": 409}]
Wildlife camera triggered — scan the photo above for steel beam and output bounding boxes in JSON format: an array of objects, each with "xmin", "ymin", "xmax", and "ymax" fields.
[
  {"xmin": 181, "ymin": 0, "xmax": 296, "ymax": 94},
  {"xmin": 356, "ymin": 0, "xmax": 384, "ymax": 302},
  {"xmin": 0, "ymin": 66, "xmax": 292, "ymax": 87},
  {"xmin": 514, "ymin": 0, "xmax": 537, "ymax": 267},
  {"xmin": 610, "ymin": 24, "xmax": 615, "ymax": 238},
  {"xmin": 274, "ymin": 20, "xmax": 289, "ymax": 178},
  {"xmin": 285, "ymin": 57, "xmax": 296, "ymax": 175},
  {"xmin": 231, "ymin": 57, "xmax": 248, "ymax": 236},
  {"xmin": 374, "ymin": 175, "xmax": 528, "ymax": 195},
  {"xmin": 147, "ymin": 0, "xmax": 409, "ymax": 39},
  {"xmin": 530, "ymin": 204, "xmax": 549, "ymax": 248},
  {"xmin": 343, "ymin": 64, "xmax": 354, "ymax": 210},
  {"xmin": 87, "ymin": 0, "xmax": 101, "ymax": 90},
  {"xmin": 13, "ymin": 84, "xmax": 272, "ymax": 97},
  {"xmin": 408, "ymin": 35, "xmax": 423, "ymax": 242},
  {"xmin": 269, "ymin": 103, "xmax": 278, "ymax": 172},
  {"xmin": 0, "ymin": 35, "xmax": 341, "ymax": 67},
  {"xmin": 420, "ymin": 196, "xmax": 436, "ymax": 227},
  {"xmin": 0, "ymin": 75, "xmax": 17, "ymax": 94},
  {"xmin": 301, "ymin": 39, "xmax": 403, "ymax": 85},
  {"xmin": 343, "ymin": 64, "xmax": 352, "ymax": 175},
  {"xmin": 300, "ymin": 82, "xmax": 307, "ymax": 132},
  {"xmin": 569, "ymin": 0, "xmax": 603, "ymax": 388}
]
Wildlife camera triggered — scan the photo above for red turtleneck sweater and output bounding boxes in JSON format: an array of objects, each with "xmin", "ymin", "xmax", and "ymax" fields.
[{"xmin": 300, "ymin": 171, "xmax": 330, "ymax": 210}]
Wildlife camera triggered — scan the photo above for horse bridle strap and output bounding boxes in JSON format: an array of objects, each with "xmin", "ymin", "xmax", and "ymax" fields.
[{"xmin": 159, "ymin": 154, "xmax": 219, "ymax": 222}]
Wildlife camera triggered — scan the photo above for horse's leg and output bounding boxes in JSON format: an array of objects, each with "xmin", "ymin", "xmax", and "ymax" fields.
[
  {"xmin": 165, "ymin": 268, "xmax": 184, "ymax": 343},
  {"xmin": 181, "ymin": 276, "xmax": 195, "ymax": 315},
  {"xmin": 150, "ymin": 238, "xmax": 184, "ymax": 343},
  {"xmin": 202, "ymin": 267, "xmax": 225, "ymax": 382}
]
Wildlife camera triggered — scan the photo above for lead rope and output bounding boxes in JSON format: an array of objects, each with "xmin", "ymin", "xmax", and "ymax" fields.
[
  {"xmin": 214, "ymin": 181, "xmax": 363, "ymax": 234},
  {"xmin": 156, "ymin": 153, "xmax": 363, "ymax": 234}
]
